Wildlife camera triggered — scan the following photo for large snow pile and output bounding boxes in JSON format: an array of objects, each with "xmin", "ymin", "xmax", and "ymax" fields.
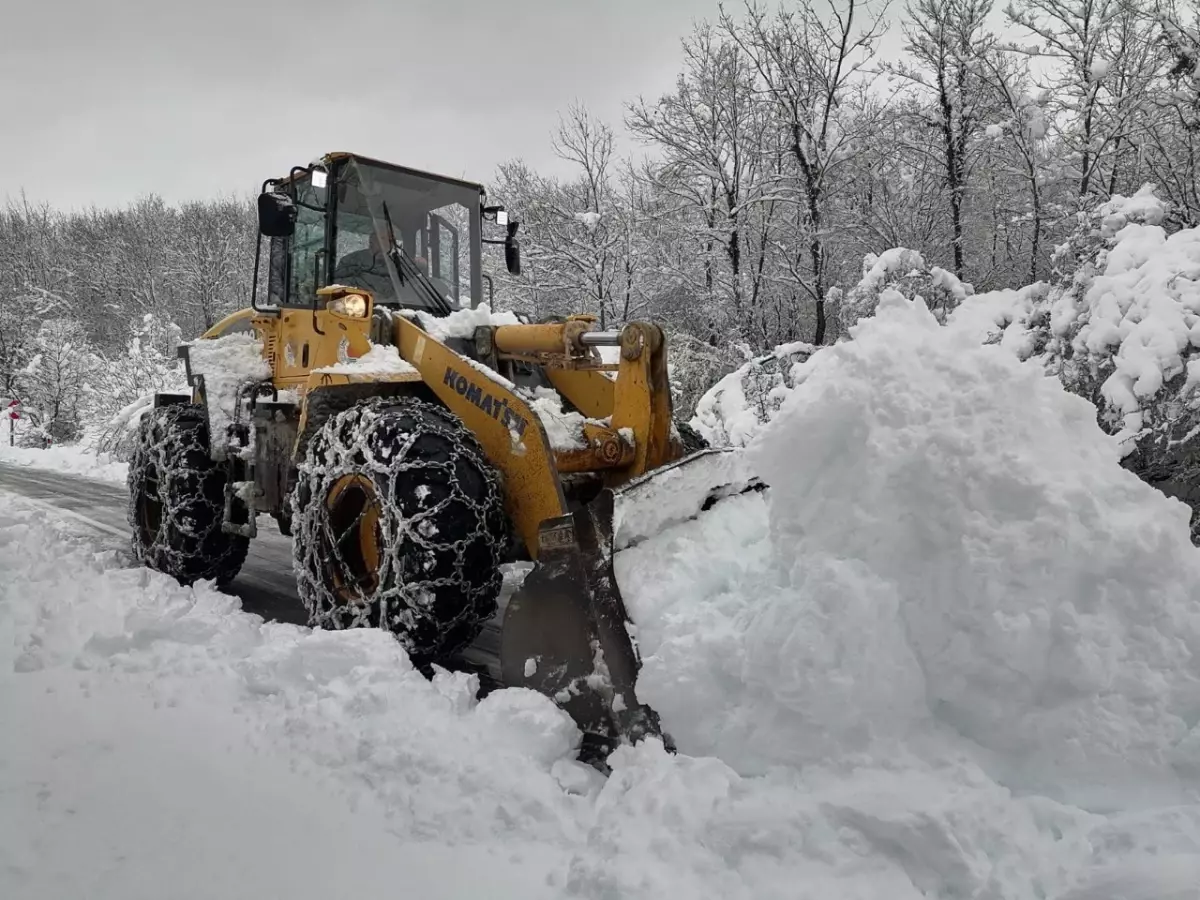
[
  {"xmin": 618, "ymin": 293, "xmax": 1200, "ymax": 894},
  {"xmin": 7, "ymin": 496, "xmax": 1200, "ymax": 899},
  {"xmin": 5, "ymin": 491, "xmax": 1133, "ymax": 900}
]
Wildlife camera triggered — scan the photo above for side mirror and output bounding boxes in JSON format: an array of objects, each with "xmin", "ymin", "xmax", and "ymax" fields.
[
  {"xmin": 258, "ymin": 191, "xmax": 297, "ymax": 238},
  {"xmin": 504, "ymin": 220, "xmax": 521, "ymax": 276}
]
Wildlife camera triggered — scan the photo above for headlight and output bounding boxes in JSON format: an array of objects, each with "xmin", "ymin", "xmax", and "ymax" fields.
[{"xmin": 330, "ymin": 293, "xmax": 368, "ymax": 318}]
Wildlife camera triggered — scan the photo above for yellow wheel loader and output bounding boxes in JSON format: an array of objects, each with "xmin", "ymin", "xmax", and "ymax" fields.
[{"xmin": 127, "ymin": 152, "xmax": 757, "ymax": 752}]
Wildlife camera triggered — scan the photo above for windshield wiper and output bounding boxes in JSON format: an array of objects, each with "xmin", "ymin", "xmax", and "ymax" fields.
[{"xmin": 381, "ymin": 201, "xmax": 454, "ymax": 316}]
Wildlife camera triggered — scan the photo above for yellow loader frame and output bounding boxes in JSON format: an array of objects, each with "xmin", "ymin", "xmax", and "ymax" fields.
[{"xmin": 201, "ymin": 284, "xmax": 681, "ymax": 561}]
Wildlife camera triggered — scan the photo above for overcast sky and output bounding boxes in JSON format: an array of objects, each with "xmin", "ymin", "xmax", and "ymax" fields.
[{"xmin": 3, "ymin": 0, "xmax": 966, "ymax": 211}]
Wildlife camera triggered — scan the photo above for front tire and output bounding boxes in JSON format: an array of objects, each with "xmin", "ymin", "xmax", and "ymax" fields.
[
  {"xmin": 128, "ymin": 404, "xmax": 249, "ymax": 585},
  {"xmin": 291, "ymin": 397, "xmax": 509, "ymax": 660}
]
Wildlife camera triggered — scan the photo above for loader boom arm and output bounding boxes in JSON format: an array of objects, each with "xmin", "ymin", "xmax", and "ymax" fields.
[
  {"xmin": 392, "ymin": 314, "xmax": 571, "ymax": 557},
  {"xmin": 391, "ymin": 313, "xmax": 681, "ymax": 560}
]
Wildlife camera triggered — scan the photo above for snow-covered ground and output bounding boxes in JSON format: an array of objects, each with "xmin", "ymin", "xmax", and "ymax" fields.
[{"xmin": 6, "ymin": 292, "xmax": 1200, "ymax": 898}]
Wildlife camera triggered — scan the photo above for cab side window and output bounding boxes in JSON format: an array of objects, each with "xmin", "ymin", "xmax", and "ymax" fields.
[
  {"xmin": 432, "ymin": 213, "xmax": 460, "ymax": 305},
  {"xmin": 289, "ymin": 200, "xmax": 326, "ymax": 306},
  {"xmin": 267, "ymin": 236, "xmax": 287, "ymax": 305}
]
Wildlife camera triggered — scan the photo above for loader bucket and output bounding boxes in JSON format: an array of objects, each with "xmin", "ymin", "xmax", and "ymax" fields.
[{"xmin": 499, "ymin": 449, "xmax": 763, "ymax": 749}]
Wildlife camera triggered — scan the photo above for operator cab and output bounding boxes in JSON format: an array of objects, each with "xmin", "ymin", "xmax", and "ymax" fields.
[{"xmin": 256, "ymin": 152, "xmax": 518, "ymax": 316}]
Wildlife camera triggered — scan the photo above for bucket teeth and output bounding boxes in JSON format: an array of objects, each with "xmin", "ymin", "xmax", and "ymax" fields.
[{"xmin": 499, "ymin": 498, "xmax": 666, "ymax": 748}]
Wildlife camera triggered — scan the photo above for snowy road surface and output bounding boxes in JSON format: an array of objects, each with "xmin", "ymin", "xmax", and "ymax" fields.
[{"xmin": 0, "ymin": 463, "xmax": 508, "ymax": 687}]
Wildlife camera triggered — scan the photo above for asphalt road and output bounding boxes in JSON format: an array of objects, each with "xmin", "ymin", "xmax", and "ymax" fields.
[{"xmin": 0, "ymin": 462, "xmax": 509, "ymax": 690}]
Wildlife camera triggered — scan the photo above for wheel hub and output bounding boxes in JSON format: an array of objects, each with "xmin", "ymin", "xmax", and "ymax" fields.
[{"xmin": 324, "ymin": 473, "xmax": 382, "ymax": 601}]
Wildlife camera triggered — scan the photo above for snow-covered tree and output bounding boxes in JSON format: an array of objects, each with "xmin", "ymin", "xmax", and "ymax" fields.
[
  {"xmin": 721, "ymin": 0, "xmax": 888, "ymax": 344},
  {"xmin": 892, "ymin": 0, "xmax": 999, "ymax": 279},
  {"xmin": 15, "ymin": 319, "xmax": 99, "ymax": 445},
  {"xmin": 1005, "ymin": 0, "xmax": 1162, "ymax": 203},
  {"xmin": 1140, "ymin": 0, "xmax": 1200, "ymax": 226},
  {"xmin": 89, "ymin": 314, "xmax": 187, "ymax": 459},
  {"xmin": 976, "ymin": 51, "xmax": 1057, "ymax": 282},
  {"xmin": 626, "ymin": 20, "xmax": 779, "ymax": 345}
]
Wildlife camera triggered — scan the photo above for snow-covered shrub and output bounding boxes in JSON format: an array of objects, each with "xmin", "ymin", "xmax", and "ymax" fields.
[
  {"xmin": 14, "ymin": 318, "xmax": 100, "ymax": 445},
  {"xmin": 945, "ymin": 282, "xmax": 1052, "ymax": 362},
  {"xmin": 689, "ymin": 340, "xmax": 816, "ymax": 448},
  {"xmin": 837, "ymin": 247, "xmax": 973, "ymax": 335},
  {"xmin": 976, "ymin": 187, "xmax": 1194, "ymax": 461},
  {"xmin": 951, "ymin": 186, "xmax": 1200, "ymax": 537},
  {"xmin": 1052, "ymin": 190, "xmax": 1200, "ymax": 481},
  {"xmin": 89, "ymin": 314, "xmax": 187, "ymax": 460},
  {"xmin": 667, "ymin": 333, "xmax": 747, "ymax": 422}
]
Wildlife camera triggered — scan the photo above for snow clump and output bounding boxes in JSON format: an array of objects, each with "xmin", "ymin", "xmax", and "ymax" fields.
[
  {"xmin": 412, "ymin": 302, "xmax": 522, "ymax": 343},
  {"xmin": 313, "ymin": 343, "xmax": 417, "ymax": 377},
  {"xmin": 185, "ymin": 332, "xmax": 272, "ymax": 458}
]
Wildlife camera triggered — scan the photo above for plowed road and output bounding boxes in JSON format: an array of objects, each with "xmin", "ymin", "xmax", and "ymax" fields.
[{"xmin": 0, "ymin": 463, "xmax": 509, "ymax": 689}]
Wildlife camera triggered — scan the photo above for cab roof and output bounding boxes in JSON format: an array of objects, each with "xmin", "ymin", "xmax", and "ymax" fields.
[{"xmin": 276, "ymin": 151, "xmax": 486, "ymax": 196}]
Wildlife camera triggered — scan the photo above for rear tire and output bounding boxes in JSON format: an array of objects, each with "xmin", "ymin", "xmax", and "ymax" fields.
[
  {"xmin": 128, "ymin": 404, "xmax": 249, "ymax": 586},
  {"xmin": 291, "ymin": 397, "xmax": 509, "ymax": 660}
]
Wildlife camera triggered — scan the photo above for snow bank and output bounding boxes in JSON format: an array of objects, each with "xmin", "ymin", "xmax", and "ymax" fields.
[
  {"xmin": 0, "ymin": 437, "xmax": 128, "ymax": 483},
  {"xmin": 0, "ymin": 495, "xmax": 586, "ymax": 898},
  {"xmin": 620, "ymin": 293, "xmax": 1200, "ymax": 810}
]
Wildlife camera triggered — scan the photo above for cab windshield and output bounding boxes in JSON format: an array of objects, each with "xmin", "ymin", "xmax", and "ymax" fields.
[{"xmin": 332, "ymin": 158, "xmax": 483, "ymax": 310}]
